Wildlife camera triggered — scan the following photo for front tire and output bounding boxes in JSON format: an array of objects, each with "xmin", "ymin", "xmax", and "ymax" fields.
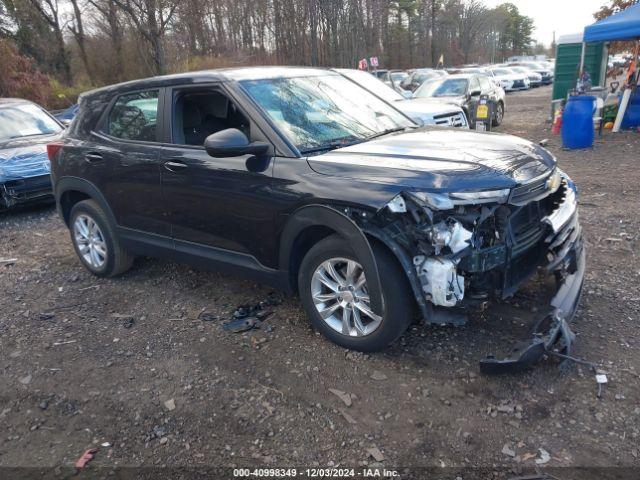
[
  {"xmin": 298, "ymin": 235, "xmax": 413, "ymax": 352},
  {"xmin": 69, "ymin": 199, "xmax": 133, "ymax": 277}
]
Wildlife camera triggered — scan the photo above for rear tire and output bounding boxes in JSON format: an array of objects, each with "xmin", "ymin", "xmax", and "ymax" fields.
[
  {"xmin": 69, "ymin": 199, "xmax": 133, "ymax": 277},
  {"xmin": 298, "ymin": 235, "xmax": 413, "ymax": 352},
  {"xmin": 492, "ymin": 101, "xmax": 504, "ymax": 126}
]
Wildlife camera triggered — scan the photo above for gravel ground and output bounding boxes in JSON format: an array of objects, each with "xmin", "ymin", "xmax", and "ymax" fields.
[{"xmin": 1, "ymin": 85, "xmax": 639, "ymax": 479}]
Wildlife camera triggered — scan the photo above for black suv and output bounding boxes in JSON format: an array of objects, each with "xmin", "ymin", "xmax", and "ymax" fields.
[{"xmin": 49, "ymin": 67, "xmax": 584, "ymax": 356}]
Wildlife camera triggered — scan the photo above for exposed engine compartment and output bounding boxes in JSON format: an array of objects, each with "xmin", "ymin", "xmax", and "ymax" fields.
[{"xmin": 346, "ymin": 173, "xmax": 577, "ymax": 322}]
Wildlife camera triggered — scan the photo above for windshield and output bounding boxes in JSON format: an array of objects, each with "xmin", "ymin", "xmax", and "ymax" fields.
[
  {"xmin": 338, "ymin": 69, "xmax": 404, "ymax": 103},
  {"xmin": 414, "ymin": 71, "xmax": 437, "ymax": 83},
  {"xmin": 390, "ymin": 72, "xmax": 407, "ymax": 83},
  {"xmin": 414, "ymin": 78, "xmax": 469, "ymax": 98},
  {"xmin": 241, "ymin": 74, "xmax": 413, "ymax": 153},
  {"xmin": 0, "ymin": 103, "xmax": 62, "ymax": 142},
  {"xmin": 491, "ymin": 68, "xmax": 511, "ymax": 76}
]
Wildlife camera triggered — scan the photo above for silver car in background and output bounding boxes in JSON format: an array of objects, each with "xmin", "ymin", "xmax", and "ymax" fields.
[
  {"xmin": 486, "ymin": 67, "xmax": 530, "ymax": 91},
  {"xmin": 336, "ymin": 69, "xmax": 468, "ymax": 128}
]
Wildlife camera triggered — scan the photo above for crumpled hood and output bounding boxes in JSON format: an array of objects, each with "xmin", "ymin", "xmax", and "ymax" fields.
[
  {"xmin": 0, "ymin": 134, "xmax": 58, "ymax": 183},
  {"xmin": 307, "ymin": 128, "xmax": 556, "ymax": 191}
]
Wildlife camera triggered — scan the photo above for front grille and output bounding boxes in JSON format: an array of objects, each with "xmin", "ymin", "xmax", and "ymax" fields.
[
  {"xmin": 509, "ymin": 202, "xmax": 547, "ymax": 258},
  {"xmin": 433, "ymin": 112, "xmax": 466, "ymax": 127},
  {"xmin": 513, "ymin": 80, "xmax": 525, "ymax": 88},
  {"xmin": 510, "ymin": 174, "xmax": 551, "ymax": 205}
]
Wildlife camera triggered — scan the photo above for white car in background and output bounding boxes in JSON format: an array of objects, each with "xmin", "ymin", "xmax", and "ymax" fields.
[
  {"xmin": 506, "ymin": 65, "xmax": 543, "ymax": 87},
  {"xmin": 486, "ymin": 67, "xmax": 530, "ymax": 91},
  {"xmin": 335, "ymin": 68, "xmax": 469, "ymax": 128}
]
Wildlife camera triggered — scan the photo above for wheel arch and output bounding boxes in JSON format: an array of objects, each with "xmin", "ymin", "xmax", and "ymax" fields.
[
  {"xmin": 363, "ymin": 226, "xmax": 430, "ymax": 322},
  {"xmin": 55, "ymin": 177, "xmax": 116, "ymax": 228},
  {"xmin": 279, "ymin": 204, "xmax": 383, "ymax": 313}
]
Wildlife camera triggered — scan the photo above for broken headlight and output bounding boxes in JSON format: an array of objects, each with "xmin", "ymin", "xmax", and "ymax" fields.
[{"xmin": 407, "ymin": 188, "xmax": 510, "ymax": 210}]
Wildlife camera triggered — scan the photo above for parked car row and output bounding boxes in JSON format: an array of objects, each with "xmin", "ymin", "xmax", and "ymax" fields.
[{"xmin": 374, "ymin": 60, "xmax": 554, "ymax": 96}]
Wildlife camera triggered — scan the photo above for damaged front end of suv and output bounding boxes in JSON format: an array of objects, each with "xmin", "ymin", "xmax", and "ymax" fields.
[{"xmin": 348, "ymin": 160, "xmax": 584, "ymax": 373}]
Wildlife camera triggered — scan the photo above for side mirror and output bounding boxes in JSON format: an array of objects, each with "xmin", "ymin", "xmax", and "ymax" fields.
[{"xmin": 204, "ymin": 128, "xmax": 269, "ymax": 158}]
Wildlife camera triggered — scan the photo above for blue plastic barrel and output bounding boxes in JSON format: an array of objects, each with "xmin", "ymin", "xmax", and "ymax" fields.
[
  {"xmin": 562, "ymin": 95, "xmax": 595, "ymax": 149},
  {"xmin": 621, "ymin": 94, "xmax": 640, "ymax": 129}
]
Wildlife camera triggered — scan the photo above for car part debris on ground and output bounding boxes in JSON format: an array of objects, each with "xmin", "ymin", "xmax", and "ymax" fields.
[
  {"xmin": 221, "ymin": 292, "xmax": 283, "ymax": 333},
  {"xmin": 197, "ymin": 311, "xmax": 219, "ymax": 322}
]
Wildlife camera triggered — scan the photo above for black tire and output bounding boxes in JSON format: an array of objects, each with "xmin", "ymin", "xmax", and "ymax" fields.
[
  {"xmin": 69, "ymin": 199, "xmax": 134, "ymax": 277},
  {"xmin": 298, "ymin": 234, "xmax": 413, "ymax": 352},
  {"xmin": 492, "ymin": 101, "xmax": 504, "ymax": 127}
]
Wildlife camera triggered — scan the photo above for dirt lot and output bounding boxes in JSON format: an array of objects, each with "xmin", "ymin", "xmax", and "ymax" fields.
[{"xmin": 1, "ymin": 86, "xmax": 639, "ymax": 479}]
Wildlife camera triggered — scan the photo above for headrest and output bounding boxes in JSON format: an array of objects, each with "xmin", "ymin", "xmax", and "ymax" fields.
[{"xmin": 183, "ymin": 102, "xmax": 202, "ymax": 129}]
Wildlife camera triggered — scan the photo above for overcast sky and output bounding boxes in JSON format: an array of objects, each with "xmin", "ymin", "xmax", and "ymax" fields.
[{"xmin": 483, "ymin": 0, "xmax": 606, "ymax": 45}]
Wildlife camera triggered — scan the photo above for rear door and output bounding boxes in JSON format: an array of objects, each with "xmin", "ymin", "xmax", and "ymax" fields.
[{"xmin": 92, "ymin": 88, "xmax": 168, "ymax": 236}]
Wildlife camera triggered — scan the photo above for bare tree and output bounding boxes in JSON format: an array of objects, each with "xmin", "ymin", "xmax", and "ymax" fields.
[
  {"xmin": 68, "ymin": 0, "xmax": 95, "ymax": 83},
  {"xmin": 111, "ymin": 0, "xmax": 178, "ymax": 74},
  {"xmin": 26, "ymin": 0, "xmax": 72, "ymax": 83},
  {"xmin": 88, "ymin": 0, "xmax": 125, "ymax": 80}
]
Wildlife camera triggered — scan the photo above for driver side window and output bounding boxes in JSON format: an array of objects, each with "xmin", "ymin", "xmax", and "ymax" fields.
[{"xmin": 172, "ymin": 89, "xmax": 250, "ymax": 146}]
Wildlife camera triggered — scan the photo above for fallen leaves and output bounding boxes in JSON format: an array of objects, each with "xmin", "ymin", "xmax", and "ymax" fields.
[
  {"xmin": 328, "ymin": 388, "xmax": 353, "ymax": 407},
  {"xmin": 164, "ymin": 398, "xmax": 176, "ymax": 411},
  {"xmin": 367, "ymin": 446, "xmax": 385, "ymax": 462}
]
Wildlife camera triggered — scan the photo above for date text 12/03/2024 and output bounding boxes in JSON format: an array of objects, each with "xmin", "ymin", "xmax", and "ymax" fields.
[{"xmin": 233, "ymin": 468, "xmax": 400, "ymax": 478}]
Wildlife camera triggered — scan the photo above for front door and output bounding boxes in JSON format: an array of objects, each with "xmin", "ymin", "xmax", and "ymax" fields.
[{"xmin": 159, "ymin": 85, "xmax": 276, "ymax": 265}]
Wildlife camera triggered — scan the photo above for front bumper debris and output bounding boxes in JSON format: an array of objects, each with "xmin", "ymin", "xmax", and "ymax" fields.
[
  {"xmin": 480, "ymin": 212, "xmax": 585, "ymax": 374},
  {"xmin": 0, "ymin": 175, "xmax": 53, "ymax": 209}
]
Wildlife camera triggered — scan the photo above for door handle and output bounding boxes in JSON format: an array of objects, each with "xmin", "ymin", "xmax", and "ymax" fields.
[
  {"xmin": 163, "ymin": 160, "xmax": 188, "ymax": 172},
  {"xmin": 84, "ymin": 152, "xmax": 103, "ymax": 163}
]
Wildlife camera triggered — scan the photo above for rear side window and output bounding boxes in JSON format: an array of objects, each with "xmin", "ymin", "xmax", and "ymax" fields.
[
  {"xmin": 107, "ymin": 90, "xmax": 159, "ymax": 141},
  {"xmin": 479, "ymin": 76, "xmax": 491, "ymax": 91},
  {"xmin": 469, "ymin": 77, "xmax": 481, "ymax": 93}
]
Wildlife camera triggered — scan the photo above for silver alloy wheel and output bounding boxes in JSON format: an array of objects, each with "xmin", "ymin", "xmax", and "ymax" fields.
[
  {"xmin": 73, "ymin": 214, "xmax": 107, "ymax": 269},
  {"xmin": 311, "ymin": 257, "xmax": 382, "ymax": 337}
]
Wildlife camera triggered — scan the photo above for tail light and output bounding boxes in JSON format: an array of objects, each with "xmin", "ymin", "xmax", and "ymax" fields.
[{"xmin": 46, "ymin": 142, "xmax": 64, "ymax": 161}]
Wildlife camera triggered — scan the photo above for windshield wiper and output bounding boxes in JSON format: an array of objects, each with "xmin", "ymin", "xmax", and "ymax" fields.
[
  {"xmin": 7, "ymin": 132, "xmax": 51, "ymax": 140},
  {"xmin": 301, "ymin": 138, "xmax": 364, "ymax": 155},
  {"xmin": 365, "ymin": 127, "xmax": 409, "ymax": 141}
]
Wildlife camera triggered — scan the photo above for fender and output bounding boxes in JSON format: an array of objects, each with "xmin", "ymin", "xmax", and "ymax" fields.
[
  {"xmin": 279, "ymin": 204, "xmax": 383, "ymax": 314},
  {"xmin": 54, "ymin": 176, "xmax": 117, "ymax": 228}
]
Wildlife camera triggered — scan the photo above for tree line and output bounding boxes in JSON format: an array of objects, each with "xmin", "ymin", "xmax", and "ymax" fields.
[
  {"xmin": 4, "ymin": 0, "xmax": 627, "ymax": 108},
  {"xmin": 0, "ymin": 0, "xmax": 538, "ymax": 90}
]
